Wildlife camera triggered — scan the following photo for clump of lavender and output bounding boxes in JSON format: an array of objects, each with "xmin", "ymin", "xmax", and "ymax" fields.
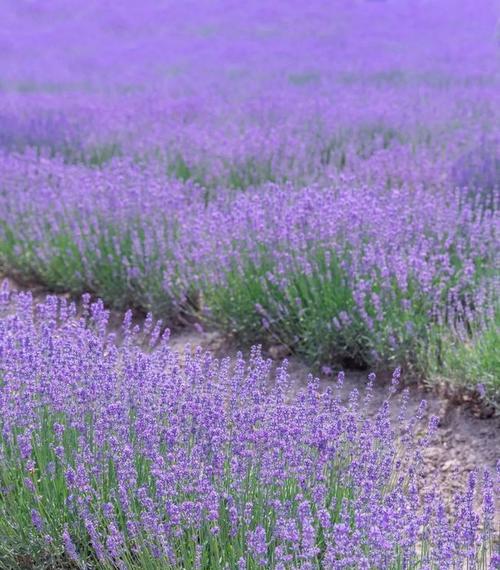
[
  {"xmin": 0, "ymin": 145, "xmax": 497, "ymax": 388},
  {"xmin": 0, "ymin": 288, "xmax": 496, "ymax": 569}
]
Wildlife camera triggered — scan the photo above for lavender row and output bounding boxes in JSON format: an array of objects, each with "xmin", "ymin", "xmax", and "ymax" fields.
[
  {"xmin": 0, "ymin": 146, "xmax": 498, "ymax": 386},
  {"xmin": 0, "ymin": 285, "xmax": 497, "ymax": 568}
]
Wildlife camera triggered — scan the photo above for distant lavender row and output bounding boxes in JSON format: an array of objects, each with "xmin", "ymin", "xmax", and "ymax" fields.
[
  {"xmin": 0, "ymin": 85, "xmax": 498, "ymax": 190},
  {"xmin": 0, "ymin": 286, "xmax": 497, "ymax": 569},
  {"xmin": 1, "ymin": 0, "xmax": 498, "ymax": 188}
]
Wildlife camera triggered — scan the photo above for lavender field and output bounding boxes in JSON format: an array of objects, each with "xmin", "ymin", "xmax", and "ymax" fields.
[{"xmin": 0, "ymin": 1, "xmax": 498, "ymax": 568}]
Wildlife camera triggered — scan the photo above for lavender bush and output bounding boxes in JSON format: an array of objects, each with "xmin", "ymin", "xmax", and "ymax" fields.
[
  {"xmin": 0, "ymin": 152, "xmax": 497, "ymax": 392},
  {"xmin": 0, "ymin": 285, "xmax": 497, "ymax": 569}
]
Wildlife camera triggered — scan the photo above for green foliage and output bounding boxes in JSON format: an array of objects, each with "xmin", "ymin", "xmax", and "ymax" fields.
[
  {"xmin": 0, "ymin": 410, "xmax": 353, "ymax": 569},
  {"xmin": 423, "ymin": 314, "xmax": 500, "ymax": 398},
  {"xmin": 203, "ymin": 248, "xmax": 430, "ymax": 371}
]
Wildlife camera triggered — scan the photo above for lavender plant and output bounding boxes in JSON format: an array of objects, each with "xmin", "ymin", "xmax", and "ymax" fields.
[
  {"xmin": 1, "ymin": 153, "xmax": 497, "ymax": 392},
  {"xmin": 0, "ymin": 284, "xmax": 497, "ymax": 569}
]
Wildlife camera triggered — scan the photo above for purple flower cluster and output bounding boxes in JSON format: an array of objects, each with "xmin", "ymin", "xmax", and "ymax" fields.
[{"xmin": 0, "ymin": 284, "xmax": 497, "ymax": 568}]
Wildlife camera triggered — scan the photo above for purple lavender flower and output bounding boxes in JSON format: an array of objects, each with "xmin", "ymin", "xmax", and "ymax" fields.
[
  {"xmin": 62, "ymin": 526, "xmax": 80, "ymax": 563},
  {"xmin": 247, "ymin": 526, "xmax": 267, "ymax": 566},
  {"xmin": 31, "ymin": 508, "xmax": 43, "ymax": 531}
]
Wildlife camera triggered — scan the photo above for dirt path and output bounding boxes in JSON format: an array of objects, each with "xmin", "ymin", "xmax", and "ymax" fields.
[{"xmin": 1, "ymin": 274, "xmax": 498, "ymax": 506}]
